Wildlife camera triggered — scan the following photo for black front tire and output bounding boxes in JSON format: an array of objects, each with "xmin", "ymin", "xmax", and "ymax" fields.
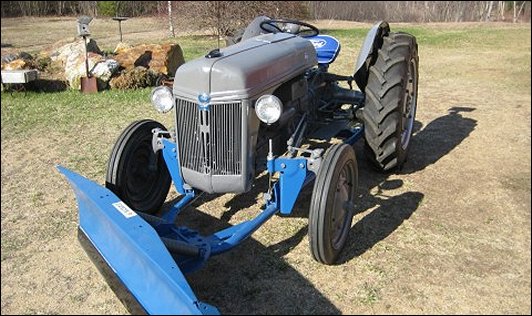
[
  {"xmin": 309, "ymin": 144, "xmax": 358, "ymax": 265},
  {"xmin": 106, "ymin": 120, "xmax": 171, "ymax": 214},
  {"xmin": 363, "ymin": 32, "xmax": 419, "ymax": 171}
]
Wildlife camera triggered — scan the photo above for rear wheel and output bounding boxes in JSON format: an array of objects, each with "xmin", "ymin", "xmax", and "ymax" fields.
[
  {"xmin": 309, "ymin": 144, "xmax": 358, "ymax": 264},
  {"xmin": 105, "ymin": 120, "xmax": 171, "ymax": 214},
  {"xmin": 363, "ymin": 32, "xmax": 419, "ymax": 171}
]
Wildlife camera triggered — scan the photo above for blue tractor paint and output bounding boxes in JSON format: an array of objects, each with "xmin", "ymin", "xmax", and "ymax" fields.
[
  {"xmin": 59, "ymin": 121, "xmax": 365, "ymax": 314},
  {"xmin": 307, "ymin": 34, "xmax": 341, "ymax": 65},
  {"xmin": 56, "ymin": 165, "xmax": 219, "ymax": 315},
  {"xmin": 56, "ymin": 16, "xmax": 419, "ymax": 314},
  {"xmin": 267, "ymin": 157, "xmax": 308, "ymax": 215},
  {"xmin": 57, "ymin": 124, "xmax": 366, "ymax": 314},
  {"xmin": 160, "ymin": 138, "xmax": 187, "ymax": 194}
]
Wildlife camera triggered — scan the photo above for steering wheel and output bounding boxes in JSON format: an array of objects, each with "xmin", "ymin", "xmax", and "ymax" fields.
[{"xmin": 259, "ymin": 19, "xmax": 319, "ymax": 38}]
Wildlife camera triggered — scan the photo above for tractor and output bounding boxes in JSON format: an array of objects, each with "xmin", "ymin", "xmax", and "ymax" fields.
[{"xmin": 58, "ymin": 16, "xmax": 418, "ymax": 314}]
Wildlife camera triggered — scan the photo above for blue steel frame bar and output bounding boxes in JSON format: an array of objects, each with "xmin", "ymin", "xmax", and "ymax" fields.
[{"xmin": 58, "ymin": 125, "xmax": 364, "ymax": 314}]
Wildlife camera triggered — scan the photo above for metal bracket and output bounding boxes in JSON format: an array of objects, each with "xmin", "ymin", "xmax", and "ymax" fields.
[
  {"xmin": 307, "ymin": 152, "xmax": 323, "ymax": 174},
  {"xmin": 285, "ymin": 145, "xmax": 324, "ymax": 174},
  {"xmin": 267, "ymin": 156, "xmax": 308, "ymax": 215},
  {"xmin": 152, "ymin": 128, "xmax": 171, "ymax": 153}
]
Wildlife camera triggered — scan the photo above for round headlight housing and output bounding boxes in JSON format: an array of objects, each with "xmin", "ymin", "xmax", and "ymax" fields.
[
  {"xmin": 255, "ymin": 95, "xmax": 283, "ymax": 124},
  {"xmin": 151, "ymin": 86, "xmax": 174, "ymax": 113}
]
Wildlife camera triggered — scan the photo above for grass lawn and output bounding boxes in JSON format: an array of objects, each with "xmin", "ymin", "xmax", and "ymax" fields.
[{"xmin": 1, "ymin": 19, "xmax": 530, "ymax": 315}]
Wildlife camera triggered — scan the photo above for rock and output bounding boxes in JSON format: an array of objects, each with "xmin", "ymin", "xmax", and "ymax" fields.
[
  {"xmin": 1, "ymin": 52, "xmax": 34, "ymax": 70},
  {"xmin": 48, "ymin": 38, "xmax": 102, "ymax": 67},
  {"xmin": 18, "ymin": 52, "xmax": 33, "ymax": 61},
  {"xmin": 65, "ymin": 52, "xmax": 104, "ymax": 90},
  {"xmin": 2, "ymin": 59, "xmax": 33, "ymax": 70},
  {"xmin": 113, "ymin": 43, "xmax": 184, "ymax": 76},
  {"xmin": 109, "ymin": 66, "xmax": 158, "ymax": 90},
  {"xmin": 1, "ymin": 54, "xmax": 18, "ymax": 64},
  {"xmin": 90, "ymin": 59, "xmax": 120, "ymax": 89},
  {"xmin": 114, "ymin": 42, "xmax": 132, "ymax": 54}
]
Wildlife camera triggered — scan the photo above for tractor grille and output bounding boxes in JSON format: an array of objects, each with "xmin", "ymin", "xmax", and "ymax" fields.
[{"xmin": 175, "ymin": 98, "xmax": 242, "ymax": 175}]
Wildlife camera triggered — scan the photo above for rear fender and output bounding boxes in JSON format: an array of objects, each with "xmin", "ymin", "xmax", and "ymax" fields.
[{"xmin": 353, "ymin": 21, "xmax": 390, "ymax": 91}]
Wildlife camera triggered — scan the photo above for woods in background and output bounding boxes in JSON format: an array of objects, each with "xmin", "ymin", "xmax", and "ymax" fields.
[
  {"xmin": 1, "ymin": 1, "xmax": 530, "ymax": 37},
  {"xmin": 307, "ymin": 1, "xmax": 530, "ymax": 22}
]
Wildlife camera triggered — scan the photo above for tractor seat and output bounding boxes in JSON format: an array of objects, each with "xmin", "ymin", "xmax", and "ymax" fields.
[{"xmin": 306, "ymin": 35, "xmax": 341, "ymax": 65}]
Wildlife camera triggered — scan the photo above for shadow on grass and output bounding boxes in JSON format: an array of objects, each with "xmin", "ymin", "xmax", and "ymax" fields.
[
  {"xmin": 158, "ymin": 107, "xmax": 477, "ymax": 312},
  {"xmin": 168, "ymin": 201, "xmax": 339, "ymax": 315},
  {"xmin": 338, "ymin": 106, "xmax": 477, "ymax": 262},
  {"xmin": 32, "ymin": 79, "xmax": 69, "ymax": 92},
  {"xmin": 403, "ymin": 106, "xmax": 477, "ymax": 174},
  {"xmin": 3, "ymin": 79, "xmax": 69, "ymax": 93}
]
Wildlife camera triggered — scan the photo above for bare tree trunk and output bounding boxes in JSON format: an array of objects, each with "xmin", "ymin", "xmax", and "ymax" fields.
[
  {"xmin": 168, "ymin": 1, "xmax": 175, "ymax": 37},
  {"xmin": 516, "ymin": 1, "xmax": 526, "ymax": 21},
  {"xmin": 486, "ymin": 1, "xmax": 494, "ymax": 21},
  {"xmin": 513, "ymin": 1, "xmax": 517, "ymax": 22},
  {"xmin": 499, "ymin": 1, "xmax": 505, "ymax": 20}
]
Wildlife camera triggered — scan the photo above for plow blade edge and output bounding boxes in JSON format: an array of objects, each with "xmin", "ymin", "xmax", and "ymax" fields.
[{"xmin": 57, "ymin": 165, "xmax": 218, "ymax": 315}]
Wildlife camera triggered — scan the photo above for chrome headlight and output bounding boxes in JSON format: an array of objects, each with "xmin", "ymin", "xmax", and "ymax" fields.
[
  {"xmin": 150, "ymin": 86, "xmax": 174, "ymax": 113},
  {"xmin": 255, "ymin": 95, "xmax": 283, "ymax": 124}
]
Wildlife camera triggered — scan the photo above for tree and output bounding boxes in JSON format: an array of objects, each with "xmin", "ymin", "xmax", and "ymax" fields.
[{"xmin": 168, "ymin": 1, "xmax": 175, "ymax": 37}]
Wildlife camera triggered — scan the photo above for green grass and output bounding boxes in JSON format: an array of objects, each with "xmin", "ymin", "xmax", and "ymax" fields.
[
  {"xmin": 1, "ymin": 88, "xmax": 153, "ymax": 139},
  {"xmin": 1, "ymin": 33, "xmax": 223, "ymax": 140},
  {"xmin": 174, "ymin": 35, "xmax": 222, "ymax": 61},
  {"xmin": 2, "ymin": 25, "xmax": 530, "ymax": 141},
  {"xmin": 326, "ymin": 24, "xmax": 531, "ymax": 50}
]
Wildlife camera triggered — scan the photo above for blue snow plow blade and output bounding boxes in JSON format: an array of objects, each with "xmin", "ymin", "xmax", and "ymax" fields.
[{"xmin": 57, "ymin": 165, "xmax": 219, "ymax": 315}]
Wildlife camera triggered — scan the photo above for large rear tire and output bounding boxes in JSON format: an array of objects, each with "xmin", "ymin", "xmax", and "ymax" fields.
[
  {"xmin": 105, "ymin": 120, "xmax": 171, "ymax": 214},
  {"xmin": 309, "ymin": 144, "xmax": 358, "ymax": 265},
  {"xmin": 363, "ymin": 32, "xmax": 419, "ymax": 171}
]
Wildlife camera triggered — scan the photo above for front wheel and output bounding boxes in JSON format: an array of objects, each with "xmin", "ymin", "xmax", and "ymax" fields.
[
  {"xmin": 105, "ymin": 120, "xmax": 172, "ymax": 214},
  {"xmin": 309, "ymin": 143, "xmax": 358, "ymax": 265}
]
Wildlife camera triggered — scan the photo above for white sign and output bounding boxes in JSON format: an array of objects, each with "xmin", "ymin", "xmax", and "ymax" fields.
[{"xmin": 112, "ymin": 201, "xmax": 137, "ymax": 218}]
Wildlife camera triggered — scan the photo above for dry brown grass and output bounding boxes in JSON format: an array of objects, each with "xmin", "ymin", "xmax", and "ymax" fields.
[
  {"xmin": 0, "ymin": 16, "xmax": 207, "ymax": 55},
  {"xmin": 1, "ymin": 17, "xmax": 531, "ymax": 314}
]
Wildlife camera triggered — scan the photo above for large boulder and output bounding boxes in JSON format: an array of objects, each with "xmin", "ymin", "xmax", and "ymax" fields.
[
  {"xmin": 113, "ymin": 43, "xmax": 185, "ymax": 76},
  {"xmin": 64, "ymin": 52, "xmax": 104, "ymax": 89},
  {"xmin": 47, "ymin": 37, "xmax": 102, "ymax": 67}
]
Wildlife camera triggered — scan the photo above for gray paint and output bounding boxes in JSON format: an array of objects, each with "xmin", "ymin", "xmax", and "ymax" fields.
[
  {"xmin": 172, "ymin": 35, "xmax": 317, "ymax": 194},
  {"xmin": 173, "ymin": 33, "xmax": 317, "ymax": 101},
  {"xmin": 241, "ymin": 15, "xmax": 271, "ymax": 41},
  {"xmin": 353, "ymin": 21, "xmax": 390, "ymax": 89}
]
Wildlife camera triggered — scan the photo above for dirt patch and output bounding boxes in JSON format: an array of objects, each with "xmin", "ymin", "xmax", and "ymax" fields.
[{"xmin": 1, "ymin": 18, "xmax": 531, "ymax": 314}]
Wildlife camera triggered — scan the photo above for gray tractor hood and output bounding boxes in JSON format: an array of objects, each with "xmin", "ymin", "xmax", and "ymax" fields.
[{"xmin": 173, "ymin": 33, "xmax": 318, "ymax": 101}]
